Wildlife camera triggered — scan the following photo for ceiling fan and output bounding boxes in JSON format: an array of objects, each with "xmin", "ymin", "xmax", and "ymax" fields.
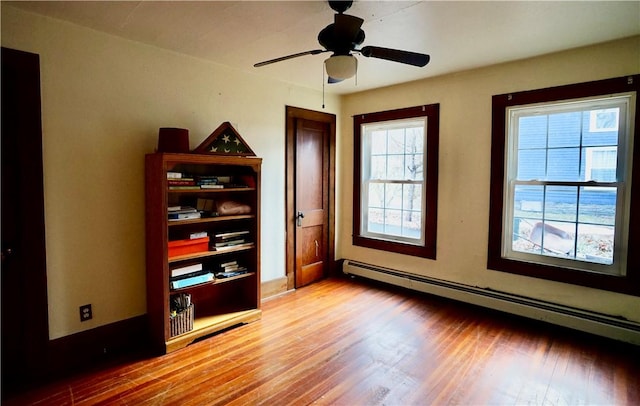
[{"xmin": 253, "ymin": 0, "xmax": 430, "ymax": 83}]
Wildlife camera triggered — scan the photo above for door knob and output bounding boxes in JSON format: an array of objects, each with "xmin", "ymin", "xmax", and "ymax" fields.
[{"xmin": 296, "ymin": 211, "xmax": 305, "ymax": 227}]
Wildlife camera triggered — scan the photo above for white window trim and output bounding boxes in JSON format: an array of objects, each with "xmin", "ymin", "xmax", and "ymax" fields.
[
  {"xmin": 501, "ymin": 93, "xmax": 635, "ymax": 276},
  {"xmin": 360, "ymin": 117, "xmax": 427, "ymax": 246}
]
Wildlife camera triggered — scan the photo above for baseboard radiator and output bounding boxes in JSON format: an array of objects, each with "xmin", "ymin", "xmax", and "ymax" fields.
[{"xmin": 343, "ymin": 260, "xmax": 640, "ymax": 345}]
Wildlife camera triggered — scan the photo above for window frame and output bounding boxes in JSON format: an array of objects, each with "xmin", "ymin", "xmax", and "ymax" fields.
[
  {"xmin": 353, "ymin": 104, "xmax": 439, "ymax": 259},
  {"xmin": 488, "ymin": 75, "xmax": 640, "ymax": 295}
]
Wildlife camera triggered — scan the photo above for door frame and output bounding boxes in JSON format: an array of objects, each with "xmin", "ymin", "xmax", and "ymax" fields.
[
  {"xmin": 1, "ymin": 47, "xmax": 49, "ymax": 394},
  {"xmin": 285, "ymin": 106, "xmax": 336, "ymax": 290}
]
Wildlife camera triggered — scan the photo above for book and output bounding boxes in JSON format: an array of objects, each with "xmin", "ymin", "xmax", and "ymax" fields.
[
  {"xmin": 219, "ymin": 260, "xmax": 238, "ymax": 268},
  {"xmin": 221, "ymin": 264, "xmax": 246, "ymax": 273},
  {"xmin": 170, "ymin": 269, "xmax": 210, "ymax": 282},
  {"xmin": 189, "ymin": 231, "xmax": 208, "ymax": 239},
  {"xmin": 211, "ymin": 242, "xmax": 254, "ymax": 251},
  {"xmin": 167, "ymin": 172, "xmax": 183, "ymax": 179},
  {"xmin": 215, "ymin": 176, "xmax": 232, "ymax": 184},
  {"xmin": 215, "ymin": 230, "xmax": 250, "ymax": 239},
  {"xmin": 195, "ymin": 175, "xmax": 219, "ymax": 182},
  {"xmin": 215, "ymin": 270, "xmax": 248, "ymax": 279},
  {"xmin": 170, "ymin": 272, "xmax": 214, "ymax": 289},
  {"xmin": 170, "ymin": 263, "xmax": 203, "ymax": 278},
  {"xmin": 200, "ymin": 184, "xmax": 224, "ymax": 189},
  {"xmin": 214, "ymin": 239, "xmax": 246, "ymax": 248},
  {"xmin": 167, "ymin": 179, "xmax": 195, "ymax": 186},
  {"xmin": 168, "ymin": 212, "xmax": 201, "ymax": 220},
  {"xmin": 168, "ymin": 206, "xmax": 198, "ymax": 213}
]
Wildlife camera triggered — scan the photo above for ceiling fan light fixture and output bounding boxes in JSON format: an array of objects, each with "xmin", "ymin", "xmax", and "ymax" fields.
[{"xmin": 324, "ymin": 55, "xmax": 357, "ymax": 80}]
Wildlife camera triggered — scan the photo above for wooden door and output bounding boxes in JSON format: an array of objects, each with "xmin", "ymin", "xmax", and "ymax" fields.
[
  {"xmin": 286, "ymin": 107, "xmax": 336, "ymax": 290},
  {"xmin": 295, "ymin": 119, "xmax": 330, "ymax": 287},
  {"xmin": 1, "ymin": 47, "xmax": 49, "ymax": 396}
]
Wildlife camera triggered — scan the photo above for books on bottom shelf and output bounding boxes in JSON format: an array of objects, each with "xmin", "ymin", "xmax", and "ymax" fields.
[
  {"xmin": 170, "ymin": 271, "xmax": 214, "ymax": 290},
  {"xmin": 171, "ymin": 263, "xmax": 203, "ymax": 278}
]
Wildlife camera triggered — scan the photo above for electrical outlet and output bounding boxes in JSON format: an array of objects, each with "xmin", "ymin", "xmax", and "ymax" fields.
[{"xmin": 79, "ymin": 304, "xmax": 92, "ymax": 322}]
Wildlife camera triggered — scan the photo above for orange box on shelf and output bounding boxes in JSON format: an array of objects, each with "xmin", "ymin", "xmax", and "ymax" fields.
[{"xmin": 168, "ymin": 237, "xmax": 209, "ymax": 258}]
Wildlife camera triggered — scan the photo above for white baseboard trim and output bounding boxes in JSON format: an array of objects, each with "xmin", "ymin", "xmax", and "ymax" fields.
[{"xmin": 343, "ymin": 259, "xmax": 640, "ymax": 345}]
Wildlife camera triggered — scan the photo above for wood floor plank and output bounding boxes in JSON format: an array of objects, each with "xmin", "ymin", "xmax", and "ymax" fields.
[{"xmin": 4, "ymin": 276, "xmax": 639, "ymax": 405}]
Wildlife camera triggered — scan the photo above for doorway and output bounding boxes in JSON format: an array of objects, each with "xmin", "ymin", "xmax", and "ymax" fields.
[
  {"xmin": 285, "ymin": 106, "xmax": 336, "ymax": 289},
  {"xmin": 1, "ymin": 47, "xmax": 49, "ymax": 396}
]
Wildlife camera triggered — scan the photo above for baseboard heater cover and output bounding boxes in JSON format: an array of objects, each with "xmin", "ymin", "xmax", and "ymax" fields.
[{"xmin": 343, "ymin": 260, "xmax": 640, "ymax": 345}]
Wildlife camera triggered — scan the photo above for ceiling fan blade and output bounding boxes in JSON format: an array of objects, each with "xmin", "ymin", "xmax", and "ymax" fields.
[
  {"xmin": 334, "ymin": 13, "xmax": 364, "ymax": 44},
  {"xmin": 360, "ymin": 46, "xmax": 430, "ymax": 67},
  {"xmin": 254, "ymin": 49, "xmax": 327, "ymax": 67}
]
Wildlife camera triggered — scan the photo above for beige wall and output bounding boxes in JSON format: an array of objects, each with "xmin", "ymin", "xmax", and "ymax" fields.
[
  {"xmin": 3, "ymin": 5, "xmax": 639, "ymax": 341},
  {"xmin": 1, "ymin": 6, "xmax": 340, "ymax": 339},
  {"xmin": 338, "ymin": 36, "xmax": 640, "ymax": 323}
]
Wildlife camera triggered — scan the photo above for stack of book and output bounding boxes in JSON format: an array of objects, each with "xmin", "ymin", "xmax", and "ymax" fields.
[
  {"xmin": 167, "ymin": 172, "xmax": 200, "ymax": 190},
  {"xmin": 195, "ymin": 175, "xmax": 223, "ymax": 189},
  {"xmin": 215, "ymin": 260, "xmax": 248, "ymax": 278},
  {"xmin": 168, "ymin": 206, "xmax": 201, "ymax": 221},
  {"xmin": 211, "ymin": 230, "xmax": 253, "ymax": 251},
  {"xmin": 170, "ymin": 263, "xmax": 215, "ymax": 290}
]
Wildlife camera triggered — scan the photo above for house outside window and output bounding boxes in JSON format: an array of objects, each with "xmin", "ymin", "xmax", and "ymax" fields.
[
  {"xmin": 488, "ymin": 75, "xmax": 640, "ymax": 295},
  {"xmin": 353, "ymin": 105, "xmax": 439, "ymax": 259}
]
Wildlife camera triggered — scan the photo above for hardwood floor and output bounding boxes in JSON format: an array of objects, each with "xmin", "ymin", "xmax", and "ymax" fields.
[{"xmin": 5, "ymin": 276, "xmax": 639, "ymax": 405}]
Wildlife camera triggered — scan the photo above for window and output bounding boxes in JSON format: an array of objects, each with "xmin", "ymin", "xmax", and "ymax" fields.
[
  {"xmin": 353, "ymin": 104, "xmax": 439, "ymax": 258},
  {"xmin": 488, "ymin": 75, "xmax": 640, "ymax": 295}
]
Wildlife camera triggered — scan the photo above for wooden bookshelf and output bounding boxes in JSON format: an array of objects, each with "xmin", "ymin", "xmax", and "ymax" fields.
[{"xmin": 145, "ymin": 152, "xmax": 262, "ymax": 354}]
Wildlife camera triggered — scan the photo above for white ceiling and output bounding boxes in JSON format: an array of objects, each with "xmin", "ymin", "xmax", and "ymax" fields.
[{"xmin": 6, "ymin": 1, "xmax": 640, "ymax": 95}]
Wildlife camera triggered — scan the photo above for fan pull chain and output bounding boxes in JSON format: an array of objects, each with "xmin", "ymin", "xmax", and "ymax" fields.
[{"xmin": 322, "ymin": 61, "xmax": 326, "ymax": 109}]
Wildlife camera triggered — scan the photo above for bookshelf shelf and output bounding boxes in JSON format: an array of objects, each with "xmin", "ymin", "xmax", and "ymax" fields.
[
  {"xmin": 145, "ymin": 152, "xmax": 262, "ymax": 354},
  {"xmin": 168, "ymin": 187, "xmax": 256, "ymax": 194},
  {"xmin": 168, "ymin": 245, "xmax": 255, "ymax": 263},
  {"xmin": 170, "ymin": 272, "xmax": 256, "ymax": 292},
  {"xmin": 167, "ymin": 214, "xmax": 255, "ymax": 227}
]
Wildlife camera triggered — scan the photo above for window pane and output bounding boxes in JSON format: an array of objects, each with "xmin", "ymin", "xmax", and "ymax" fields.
[
  {"xmin": 368, "ymin": 183, "xmax": 384, "ymax": 208},
  {"xmin": 544, "ymin": 186, "xmax": 577, "ymax": 222},
  {"xmin": 370, "ymin": 156, "xmax": 386, "ymax": 179},
  {"xmin": 582, "ymin": 109, "xmax": 619, "ymax": 146},
  {"xmin": 367, "ymin": 208, "xmax": 384, "ymax": 234},
  {"xmin": 548, "ymin": 112, "xmax": 581, "ymax": 148},
  {"xmin": 518, "ymin": 115, "xmax": 547, "ymax": 149},
  {"xmin": 387, "ymin": 155, "xmax": 405, "ymax": 179},
  {"xmin": 547, "ymin": 147, "xmax": 580, "ymax": 181},
  {"xmin": 385, "ymin": 183, "xmax": 403, "ymax": 209},
  {"xmin": 517, "ymin": 149, "xmax": 546, "ymax": 180},
  {"xmin": 578, "ymin": 187, "xmax": 616, "ymax": 226},
  {"xmin": 383, "ymin": 209, "xmax": 402, "ymax": 236},
  {"xmin": 533, "ymin": 220, "xmax": 576, "ymax": 258},
  {"xmin": 371, "ymin": 130, "xmax": 387, "ymax": 154},
  {"xmin": 576, "ymin": 223, "xmax": 614, "ymax": 265},
  {"xmin": 513, "ymin": 185, "xmax": 544, "ymax": 253},
  {"xmin": 584, "ymin": 147, "xmax": 617, "ymax": 181},
  {"xmin": 514, "ymin": 185, "xmax": 544, "ymax": 220},
  {"xmin": 402, "ymin": 210, "xmax": 421, "ymax": 239},
  {"xmin": 403, "ymin": 184, "xmax": 422, "ymax": 211},
  {"xmin": 405, "ymin": 128, "xmax": 423, "ymax": 153},
  {"xmin": 405, "ymin": 154, "xmax": 423, "ymax": 180},
  {"xmin": 387, "ymin": 129, "xmax": 404, "ymax": 154}
]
